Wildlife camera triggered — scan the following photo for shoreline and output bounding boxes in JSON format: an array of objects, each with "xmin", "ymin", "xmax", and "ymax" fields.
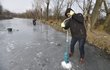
[
  {"xmin": 40, "ymin": 19, "xmax": 110, "ymax": 55},
  {"xmin": 0, "ymin": 15, "xmax": 13, "ymax": 20}
]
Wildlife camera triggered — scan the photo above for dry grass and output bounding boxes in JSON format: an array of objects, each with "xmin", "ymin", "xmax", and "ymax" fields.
[
  {"xmin": 41, "ymin": 19, "xmax": 110, "ymax": 54},
  {"xmin": 87, "ymin": 30, "xmax": 110, "ymax": 54}
]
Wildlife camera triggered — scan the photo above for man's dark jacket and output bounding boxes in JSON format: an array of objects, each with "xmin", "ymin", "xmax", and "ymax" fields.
[{"xmin": 64, "ymin": 13, "xmax": 86, "ymax": 38}]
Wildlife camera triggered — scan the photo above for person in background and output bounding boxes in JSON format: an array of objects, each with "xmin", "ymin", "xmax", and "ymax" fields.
[
  {"xmin": 61, "ymin": 8, "xmax": 87, "ymax": 64},
  {"xmin": 33, "ymin": 19, "xmax": 36, "ymax": 26}
]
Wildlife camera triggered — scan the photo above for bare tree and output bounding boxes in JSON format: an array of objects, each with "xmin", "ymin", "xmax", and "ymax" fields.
[
  {"xmin": 0, "ymin": 5, "xmax": 2, "ymax": 14},
  {"xmin": 33, "ymin": 0, "xmax": 44, "ymax": 19},
  {"xmin": 33, "ymin": 0, "xmax": 51, "ymax": 20},
  {"xmin": 103, "ymin": 0, "xmax": 110, "ymax": 32},
  {"xmin": 107, "ymin": 0, "xmax": 110, "ymax": 8},
  {"xmin": 83, "ymin": 0, "xmax": 93, "ymax": 31},
  {"xmin": 75, "ymin": 0, "xmax": 84, "ymax": 11},
  {"xmin": 104, "ymin": 9, "xmax": 110, "ymax": 32},
  {"xmin": 0, "ymin": 1, "xmax": 3, "ymax": 15},
  {"xmin": 75, "ymin": 0, "xmax": 93, "ymax": 31},
  {"xmin": 103, "ymin": 0, "xmax": 109, "ymax": 15},
  {"xmin": 46, "ymin": 0, "xmax": 50, "ymax": 20},
  {"xmin": 67, "ymin": 0, "xmax": 75, "ymax": 8},
  {"xmin": 53, "ymin": 0, "xmax": 65, "ymax": 19},
  {"xmin": 91, "ymin": 0, "xmax": 104, "ymax": 29}
]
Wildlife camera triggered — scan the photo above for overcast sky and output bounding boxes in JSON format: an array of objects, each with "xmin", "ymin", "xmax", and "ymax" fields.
[
  {"xmin": 0, "ymin": 0, "xmax": 93, "ymax": 14},
  {"xmin": 1, "ymin": 0, "xmax": 33, "ymax": 13},
  {"xmin": 1, "ymin": 0, "xmax": 109, "ymax": 14}
]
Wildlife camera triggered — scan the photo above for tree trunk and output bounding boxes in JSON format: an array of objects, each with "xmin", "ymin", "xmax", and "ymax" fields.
[
  {"xmin": 104, "ymin": 14, "xmax": 110, "ymax": 26},
  {"xmin": 0, "ymin": 5, "xmax": 3, "ymax": 15},
  {"xmin": 103, "ymin": 0, "xmax": 108, "ymax": 15},
  {"xmin": 90, "ymin": 0, "xmax": 103, "ymax": 29},
  {"xmin": 83, "ymin": 0, "xmax": 92, "ymax": 32},
  {"xmin": 104, "ymin": 12, "xmax": 110, "ymax": 33},
  {"xmin": 46, "ymin": 2, "xmax": 49, "ymax": 20},
  {"xmin": 67, "ymin": 0, "xmax": 74, "ymax": 8}
]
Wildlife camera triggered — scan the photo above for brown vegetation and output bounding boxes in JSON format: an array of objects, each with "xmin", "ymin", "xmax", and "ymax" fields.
[{"xmin": 15, "ymin": 0, "xmax": 110, "ymax": 54}]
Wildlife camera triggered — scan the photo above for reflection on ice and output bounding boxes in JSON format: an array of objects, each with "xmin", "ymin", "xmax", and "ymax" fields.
[
  {"xmin": 25, "ymin": 47, "xmax": 29, "ymax": 49},
  {"xmin": 36, "ymin": 52, "xmax": 42, "ymax": 58},
  {"xmin": 50, "ymin": 42, "xmax": 54, "ymax": 44},
  {"xmin": 6, "ymin": 41, "xmax": 15, "ymax": 52},
  {"xmin": 6, "ymin": 46, "xmax": 11, "ymax": 52},
  {"xmin": 37, "ymin": 43, "xmax": 41, "ymax": 45}
]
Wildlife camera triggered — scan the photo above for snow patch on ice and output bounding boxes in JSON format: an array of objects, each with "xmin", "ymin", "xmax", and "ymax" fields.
[
  {"xmin": 6, "ymin": 42, "xmax": 15, "ymax": 52},
  {"xmin": 36, "ymin": 52, "xmax": 42, "ymax": 57}
]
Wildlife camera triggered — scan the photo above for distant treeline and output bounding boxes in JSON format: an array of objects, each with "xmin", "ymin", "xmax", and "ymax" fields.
[{"xmin": 0, "ymin": 15, "xmax": 13, "ymax": 20}]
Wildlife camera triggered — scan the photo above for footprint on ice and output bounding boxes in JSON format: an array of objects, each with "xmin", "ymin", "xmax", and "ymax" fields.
[
  {"xmin": 9, "ymin": 44, "xmax": 15, "ymax": 49},
  {"xmin": 50, "ymin": 42, "xmax": 54, "ymax": 44},
  {"xmin": 6, "ymin": 47, "xmax": 11, "ymax": 52},
  {"xmin": 36, "ymin": 52, "xmax": 42, "ymax": 57},
  {"xmin": 6, "ymin": 42, "xmax": 15, "ymax": 52}
]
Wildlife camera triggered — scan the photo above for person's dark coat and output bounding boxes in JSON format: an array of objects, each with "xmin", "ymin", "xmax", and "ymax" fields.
[
  {"xmin": 64, "ymin": 13, "xmax": 86, "ymax": 38},
  {"xmin": 33, "ymin": 19, "xmax": 36, "ymax": 25}
]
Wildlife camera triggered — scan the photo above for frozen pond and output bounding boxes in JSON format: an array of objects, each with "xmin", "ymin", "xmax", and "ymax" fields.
[{"xmin": 0, "ymin": 18, "xmax": 110, "ymax": 70}]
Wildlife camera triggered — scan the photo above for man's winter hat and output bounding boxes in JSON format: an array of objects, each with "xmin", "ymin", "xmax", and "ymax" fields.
[{"xmin": 65, "ymin": 8, "xmax": 75, "ymax": 17}]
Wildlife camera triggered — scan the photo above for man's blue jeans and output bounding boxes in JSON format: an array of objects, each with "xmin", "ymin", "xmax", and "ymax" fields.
[{"xmin": 70, "ymin": 37, "xmax": 86, "ymax": 59}]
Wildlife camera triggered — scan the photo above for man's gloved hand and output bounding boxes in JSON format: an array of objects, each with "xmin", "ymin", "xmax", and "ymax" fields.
[{"xmin": 61, "ymin": 22, "xmax": 65, "ymax": 28}]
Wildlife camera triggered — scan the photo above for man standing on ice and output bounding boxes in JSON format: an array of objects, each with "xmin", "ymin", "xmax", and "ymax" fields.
[{"xmin": 61, "ymin": 8, "xmax": 87, "ymax": 63}]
